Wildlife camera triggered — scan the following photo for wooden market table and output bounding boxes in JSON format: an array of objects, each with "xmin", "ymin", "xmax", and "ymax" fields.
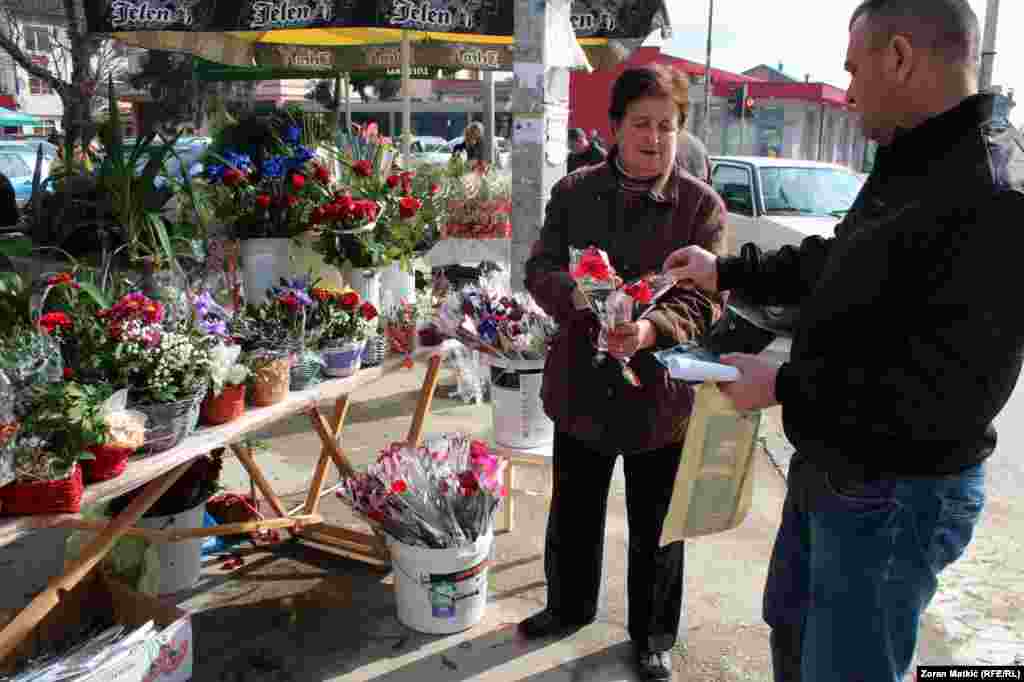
[
  {"xmin": 0, "ymin": 343, "xmax": 555, "ymax": 661},
  {"xmin": 0, "ymin": 351, "xmax": 447, "ymax": 661}
]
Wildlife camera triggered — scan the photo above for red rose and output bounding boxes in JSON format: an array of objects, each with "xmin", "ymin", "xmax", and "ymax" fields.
[
  {"xmin": 624, "ymin": 280, "xmax": 653, "ymax": 304},
  {"xmin": 353, "ymin": 160, "xmax": 373, "ymax": 177},
  {"xmin": 314, "ymin": 164, "xmax": 330, "ymax": 184},
  {"xmin": 255, "ymin": 194, "xmax": 271, "ymax": 209},
  {"xmin": 285, "ymin": 195, "xmax": 298, "ymax": 208},
  {"xmin": 398, "ymin": 196, "xmax": 422, "ymax": 219},
  {"xmin": 310, "ymin": 206, "xmax": 324, "ymax": 224},
  {"xmin": 223, "ymin": 167, "xmax": 244, "ymax": 186},
  {"xmin": 340, "ymin": 291, "xmax": 359, "ymax": 308},
  {"xmin": 390, "ymin": 479, "xmax": 408, "ymax": 494},
  {"xmin": 359, "ymin": 301, "xmax": 378, "ymax": 321},
  {"xmin": 62, "ymin": 367, "xmax": 73, "ymax": 379},
  {"xmin": 572, "ymin": 251, "xmax": 612, "ymax": 281},
  {"xmin": 39, "ymin": 311, "xmax": 72, "ymax": 334},
  {"xmin": 429, "ymin": 183, "xmax": 440, "ymax": 195},
  {"xmin": 290, "ymin": 173, "xmax": 305, "ymax": 190},
  {"xmin": 386, "ymin": 174, "xmax": 400, "ymax": 189}
]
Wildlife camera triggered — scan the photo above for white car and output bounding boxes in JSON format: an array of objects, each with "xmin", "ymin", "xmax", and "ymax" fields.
[{"xmin": 709, "ymin": 156, "xmax": 866, "ymax": 254}]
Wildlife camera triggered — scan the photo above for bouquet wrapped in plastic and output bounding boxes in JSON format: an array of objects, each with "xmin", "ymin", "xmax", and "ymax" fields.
[
  {"xmin": 434, "ymin": 273, "xmax": 557, "ymax": 364},
  {"xmin": 569, "ymin": 246, "xmax": 677, "ymax": 387},
  {"xmin": 337, "ymin": 434, "xmax": 508, "ymax": 548}
]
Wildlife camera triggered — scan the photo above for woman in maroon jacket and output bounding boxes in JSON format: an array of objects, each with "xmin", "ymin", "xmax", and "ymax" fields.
[{"xmin": 521, "ymin": 65, "xmax": 728, "ymax": 682}]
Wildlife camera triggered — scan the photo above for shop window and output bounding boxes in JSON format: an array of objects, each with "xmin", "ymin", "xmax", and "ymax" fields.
[{"xmin": 29, "ymin": 78, "xmax": 51, "ymax": 95}]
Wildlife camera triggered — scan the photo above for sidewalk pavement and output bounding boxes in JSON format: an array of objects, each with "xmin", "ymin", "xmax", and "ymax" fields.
[{"xmin": 173, "ymin": 361, "xmax": 1018, "ymax": 681}]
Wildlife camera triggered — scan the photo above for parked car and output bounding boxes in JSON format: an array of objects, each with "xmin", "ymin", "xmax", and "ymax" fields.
[
  {"xmin": 0, "ymin": 151, "xmax": 35, "ymax": 207},
  {"xmin": 0, "ymin": 140, "xmax": 55, "ymax": 183},
  {"xmin": 406, "ymin": 136, "xmax": 453, "ymax": 167},
  {"xmin": 709, "ymin": 156, "xmax": 866, "ymax": 254}
]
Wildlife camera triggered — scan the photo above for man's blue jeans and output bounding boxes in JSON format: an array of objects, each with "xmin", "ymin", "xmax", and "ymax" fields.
[{"xmin": 763, "ymin": 453, "xmax": 986, "ymax": 682}]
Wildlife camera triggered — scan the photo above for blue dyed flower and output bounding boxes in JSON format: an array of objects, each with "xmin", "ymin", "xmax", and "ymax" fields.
[
  {"xmin": 205, "ymin": 163, "xmax": 226, "ymax": 182},
  {"xmin": 478, "ymin": 318, "xmax": 499, "ymax": 345},
  {"xmin": 262, "ymin": 157, "xmax": 285, "ymax": 178},
  {"xmin": 285, "ymin": 126, "xmax": 301, "ymax": 145}
]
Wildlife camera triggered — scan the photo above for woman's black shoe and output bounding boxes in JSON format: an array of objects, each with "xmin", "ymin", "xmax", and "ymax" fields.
[
  {"xmin": 637, "ymin": 649, "xmax": 674, "ymax": 681},
  {"xmin": 517, "ymin": 610, "xmax": 588, "ymax": 639}
]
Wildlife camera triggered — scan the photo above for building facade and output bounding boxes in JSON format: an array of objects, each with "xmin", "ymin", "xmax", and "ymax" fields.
[{"xmin": 569, "ymin": 48, "xmax": 870, "ymax": 171}]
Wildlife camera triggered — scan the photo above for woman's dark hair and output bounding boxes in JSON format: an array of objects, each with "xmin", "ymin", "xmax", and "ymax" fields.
[{"xmin": 608, "ymin": 64, "xmax": 689, "ymax": 127}]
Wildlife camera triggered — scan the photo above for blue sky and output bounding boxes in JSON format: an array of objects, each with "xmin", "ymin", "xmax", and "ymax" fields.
[{"xmin": 650, "ymin": 0, "xmax": 1021, "ymax": 126}]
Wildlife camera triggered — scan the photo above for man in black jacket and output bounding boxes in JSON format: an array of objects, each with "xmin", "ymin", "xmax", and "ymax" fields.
[{"xmin": 665, "ymin": 1, "xmax": 1024, "ymax": 680}]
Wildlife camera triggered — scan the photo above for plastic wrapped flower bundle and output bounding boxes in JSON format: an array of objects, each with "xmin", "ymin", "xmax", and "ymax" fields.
[
  {"xmin": 337, "ymin": 434, "xmax": 508, "ymax": 548},
  {"xmin": 435, "ymin": 275, "xmax": 557, "ymax": 363}
]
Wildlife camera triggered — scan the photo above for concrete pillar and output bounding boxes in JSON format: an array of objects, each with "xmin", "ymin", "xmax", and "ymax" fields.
[{"xmin": 509, "ymin": 0, "xmax": 572, "ymax": 292}]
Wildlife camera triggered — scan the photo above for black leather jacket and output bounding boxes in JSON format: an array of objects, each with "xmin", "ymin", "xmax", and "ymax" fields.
[{"xmin": 719, "ymin": 93, "xmax": 1024, "ymax": 479}]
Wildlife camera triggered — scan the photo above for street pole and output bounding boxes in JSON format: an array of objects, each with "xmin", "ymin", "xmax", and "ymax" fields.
[
  {"xmin": 702, "ymin": 0, "xmax": 714, "ymax": 146},
  {"xmin": 980, "ymin": 0, "xmax": 1000, "ymax": 92},
  {"xmin": 739, "ymin": 83, "xmax": 746, "ymax": 154}
]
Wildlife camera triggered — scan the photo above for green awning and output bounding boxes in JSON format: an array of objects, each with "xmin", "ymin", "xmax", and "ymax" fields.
[
  {"xmin": 0, "ymin": 107, "xmax": 41, "ymax": 126},
  {"xmin": 193, "ymin": 57, "xmax": 444, "ymax": 83}
]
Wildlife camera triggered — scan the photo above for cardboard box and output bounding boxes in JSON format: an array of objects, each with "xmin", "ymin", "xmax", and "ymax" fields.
[{"xmin": 0, "ymin": 572, "xmax": 193, "ymax": 682}]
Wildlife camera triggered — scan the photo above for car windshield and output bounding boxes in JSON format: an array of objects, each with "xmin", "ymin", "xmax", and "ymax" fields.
[{"xmin": 759, "ymin": 166, "xmax": 865, "ymax": 217}]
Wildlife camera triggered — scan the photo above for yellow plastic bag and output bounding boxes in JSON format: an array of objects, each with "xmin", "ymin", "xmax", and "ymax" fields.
[{"xmin": 660, "ymin": 382, "xmax": 762, "ymax": 545}]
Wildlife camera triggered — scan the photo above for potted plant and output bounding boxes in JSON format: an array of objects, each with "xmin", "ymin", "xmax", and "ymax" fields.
[
  {"xmin": 312, "ymin": 286, "xmax": 379, "ymax": 377},
  {"xmin": 0, "ymin": 382, "xmax": 113, "ymax": 514},
  {"xmin": 201, "ymin": 343, "xmax": 250, "ymax": 426},
  {"xmin": 246, "ymin": 349, "xmax": 291, "ymax": 407},
  {"xmin": 263, "ymin": 278, "xmax": 324, "ymax": 391},
  {"xmin": 201, "ymin": 117, "xmax": 332, "ymax": 305},
  {"xmin": 98, "ymin": 293, "xmax": 215, "ymax": 454}
]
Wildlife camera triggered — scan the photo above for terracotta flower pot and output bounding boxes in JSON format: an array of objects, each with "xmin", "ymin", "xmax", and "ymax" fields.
[
  {"xmin": 251, "ymin": 358, "xmax": 290, "ymax": 407},
  {"xmin": 202, "ymin": 384, "xmax": 247, "ymax": 426}
]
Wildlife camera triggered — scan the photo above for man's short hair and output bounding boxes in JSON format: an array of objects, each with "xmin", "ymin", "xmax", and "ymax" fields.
[
  {"xmin": 850, "ymin": 0, "xmax": 980, "ymax": 65},
  {"xmin": 568, "ymin": 128, "xmax": 586, "ymax": 144}
]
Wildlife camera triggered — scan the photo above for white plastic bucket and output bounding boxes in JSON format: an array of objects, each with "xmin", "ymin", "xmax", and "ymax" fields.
[
  {"xmin": 137, "ymin": 502, "xmax": 206, "ymax": 595},
  {"xmin": 380, "ymin": 261, "xmax": 417, "ymax": 305},
  {"xmin": 387, "ymin": 531, "xmax": 493, "ymax": 634},
  {"xmin": 489, "ymin": 358, "xmax": 554, "ymax": 449},
  {"xmin": 241, "ymin": 238, "xmax": 291, "ymax": 305},
  {"xmin": 347, "ymin": 267, "xmax": 382, "ymax": 311}
]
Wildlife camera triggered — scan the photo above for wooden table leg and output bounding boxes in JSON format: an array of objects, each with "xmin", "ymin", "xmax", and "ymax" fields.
[
  {"xmin": 304, "ymin": 396, "xmax": 351, "ymax": 515},
  {"xmin": 0, "ymin": 461, "xmax": 192, "ymax": 661},
  {"xmin": 309, "ymin": 406, "xmax": 357, "ymax": 480},
  {"xmin": 231, "ymin": 444, "xmax": 289, "ymax": 519},
  {"xmin": 406, "ymin": 353, "xmax": 442, "ymax": 447}
]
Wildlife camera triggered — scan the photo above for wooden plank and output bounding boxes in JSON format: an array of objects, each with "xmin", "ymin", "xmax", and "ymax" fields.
[
  {"xmin": 298, "ymin": 522, "xmax": 379, "ymax": 546},
  {"xmin": 0, "ymin": 352, "xmax": 433, "ymax": 547},
  {"xmin": 231, "ymin": 444, "xmax": 289, "ymax": 520},
  {"xmin": 406, "ymin": 353, "xmax": 442, "ymax": 447},
  {"xmin": 304, "ymin": 396, "xmax": 351, "ymax": 515},
  {"xmin": 57, "ymin": 515, "xmax": 322, "ymax": 543},
  {"xmin": 0, "ymin": 461, "xmax": 192, "ymax": 662},
  {"xmin": 299, "ymin": 531, "xmax": 392, "ymax": 568},
  {"xmin": 309, "ymin": 407, "xmax": 357, "ymax": 480}
]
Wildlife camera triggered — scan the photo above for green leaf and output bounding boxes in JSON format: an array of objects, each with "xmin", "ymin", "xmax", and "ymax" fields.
[
  {"xmin": 78, "ymin": 280, "xmax": 111, "ymax": 309},
  {"xmin": 0, "ymin": 237, "xmax": 32, "ymax": 258},
  {"xmin": 79, "ymin": 451, "xmax": 96, "ymax": 461}
]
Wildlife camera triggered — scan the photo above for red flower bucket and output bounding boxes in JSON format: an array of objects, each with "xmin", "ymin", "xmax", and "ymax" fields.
[
  {"xmin": 83, "ymin": 444, "xmax": 134, "ymax": 483},
  {"xmin": 201, "ymin": 384, "xmax": 246, "ymax": 426},
  {"xmin": 0, "ymin": 465, "xmax": 84, "ymax": 515}
]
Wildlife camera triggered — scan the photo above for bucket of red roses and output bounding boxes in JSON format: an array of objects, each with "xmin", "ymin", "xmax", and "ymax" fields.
[{"xmin": 311, "ymin": 286, "xmax": 379, "ymax": 378}]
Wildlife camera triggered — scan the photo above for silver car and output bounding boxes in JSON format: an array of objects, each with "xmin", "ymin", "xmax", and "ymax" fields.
[{"xmin": 709, "ymin": 156, "xmax": 866, "ymax": 254}]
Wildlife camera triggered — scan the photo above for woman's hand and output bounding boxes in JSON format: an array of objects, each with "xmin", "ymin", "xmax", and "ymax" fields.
[{"xmin": 608, "ymin": 320, "xmax": 657, "ymax": 359}]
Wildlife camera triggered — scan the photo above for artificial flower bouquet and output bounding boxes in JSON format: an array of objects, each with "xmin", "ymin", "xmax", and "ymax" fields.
[
  {"xmin": 381, "ymin": 298, "xmax": 420, "ymax": 360},
  {"xmin": 569, "ymin": 246, "xmax": 677, "ymax": 387},
  {"xmin": 336, "ymin": 434, "xmax": 508, "ymax": 548},
  {"xmin": 435, "ymin": 276, "xmax": 557, "ymax": 363}
]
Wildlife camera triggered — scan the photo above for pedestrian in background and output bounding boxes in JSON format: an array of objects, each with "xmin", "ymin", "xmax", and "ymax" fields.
[
  {"xmin": 523, "ymin": 64, "xmax": 728, "ymax": 682},
  {"xmin": 664, "ymin": 1, "xmax": 1024, "ymax": 680},
  {"xmin": 452, "ymin": 121, "xmax": 484, "ymax": 162},
  {"xmin": 566, "ymin": 127, "xmax": 606, "ymax": 174}
]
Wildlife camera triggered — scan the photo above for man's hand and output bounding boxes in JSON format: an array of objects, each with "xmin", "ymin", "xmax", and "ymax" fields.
[
  {"xmin": 662, "ymin": 245, "xmax": 719, "ymax": 293},
  {"xmin": 717, "ymin": 353, "xmax": 781, "ymax": 411},
  {"xmin": 608, "ymin": 320, "xmax": 657, "ymax": 360}
]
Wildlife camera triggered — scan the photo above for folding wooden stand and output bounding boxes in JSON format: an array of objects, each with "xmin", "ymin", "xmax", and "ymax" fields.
[{"xmin": 0, "ymin": 353, "xmax": 442, "ymax": 662}]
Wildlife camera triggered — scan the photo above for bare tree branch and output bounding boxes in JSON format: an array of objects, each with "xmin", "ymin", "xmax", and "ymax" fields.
[{"xmin": 0, "ymin": 8, "xmax": 66, "ymax": 93}]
